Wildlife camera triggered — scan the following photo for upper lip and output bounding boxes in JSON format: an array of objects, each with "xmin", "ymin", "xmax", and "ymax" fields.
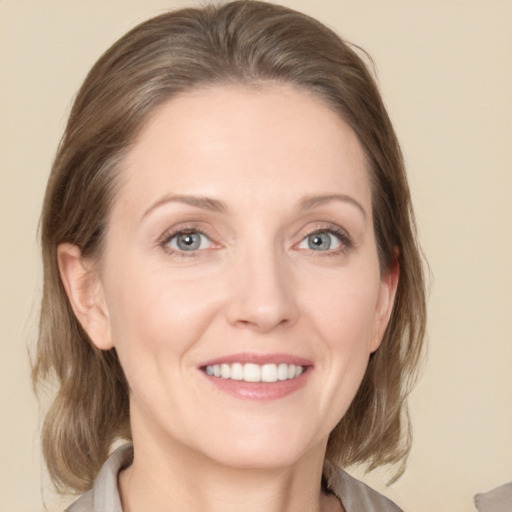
[{"xmin": 199, "ymin": 352, "xmax": 313, "ymax": 368}]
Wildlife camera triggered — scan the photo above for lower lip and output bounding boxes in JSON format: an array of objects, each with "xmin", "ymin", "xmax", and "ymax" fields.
[{"xmin": 201, "ymin": 369, "xmax": 310, "ymax": 401}]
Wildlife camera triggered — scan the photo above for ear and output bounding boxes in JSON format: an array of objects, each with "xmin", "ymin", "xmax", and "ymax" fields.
[
  {"xmin": 57, "ymin": 243, "xmax": 114, "ymax": 350},
  {"xmin": 370, "ymin": 251, "xmax": 400, "ymax": 353}
]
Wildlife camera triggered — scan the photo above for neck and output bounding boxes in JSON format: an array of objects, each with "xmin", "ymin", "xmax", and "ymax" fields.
[{"xmin": 119, "ymin": 431, "xmax": 342, "ymax": 512}]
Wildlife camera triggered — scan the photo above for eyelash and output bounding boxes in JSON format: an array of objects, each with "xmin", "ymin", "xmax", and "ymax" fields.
[
  {"xmin": 299, "ymin": 226, "xmax": 353, "ymax": 256},
  {"xmin": 158, "ymin": 226, "xmax": 216, "ymax": 258},
  {"xmin": 158, "ymin": 224, "xmax": 353, "ymax": 258}
]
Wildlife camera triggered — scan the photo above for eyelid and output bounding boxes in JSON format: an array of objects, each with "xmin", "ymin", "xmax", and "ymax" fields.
[
  {"xmin": 294, "ymin": 223, "xmax": 353, "ymax": 252},
  {"xmin": 158, "ymin": 223, "xmax": 220, "ymax": 256},
  {"xmin": 156, "ymin": 221, "xmax": 353, "ymax": 257},
  {"xmin": 167, "ymin": 232, "xmax": 212, "ymax": 251}
]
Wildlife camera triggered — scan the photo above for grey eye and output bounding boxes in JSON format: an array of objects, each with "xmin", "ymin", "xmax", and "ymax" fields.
[
  {"xmin": 307, "ymin": 233, "xmax": 332, "ymax": 250},
  {"xmin": 169, "ymin": 232, "xmax": 211, "ymax": 251},
  {"xmin": 177, "ymin": 233, "xmax": 201, "ymax": 250},
  {"xmin": 297, "ymin": 231, "xmax": 342, "ymax": 251}
]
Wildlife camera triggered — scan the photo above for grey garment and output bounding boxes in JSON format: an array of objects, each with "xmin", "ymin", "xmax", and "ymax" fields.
[
  {"xmin": 323, "ymin": 460, "xmax": 402, "ymax": 512},
  {"xmin": 66, "ymin": 445, "xmax": 132, "ymax": 512},
  {"xmin": 474, "ymin": 481, "xmax": 512, "ymax": 512},
  {"xmin": 66, "ymin": 444, "xmax": 402, "ymax": 512}
]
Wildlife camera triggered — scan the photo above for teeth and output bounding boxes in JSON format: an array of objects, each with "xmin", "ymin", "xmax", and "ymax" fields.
[
  {"xmin": 231, "ymin": 363, "xmax": 243, "ymax": 380},
  {"xmin": 205, "ymin": 363, "xmax": 305, "ymax": 383},
  {"xmin": 277, "ymin": 363, "xmax": 289, "ymax": 381},
  {"xmin": 244, "ymin": 363, "xmax": 261, "ymax": 382},
  {"xmin": 221, "ymin": 364, "xmax": 230, "ymax": 379},
  {"xmin": 261, "ymin": 363, "xmax": 277, "ymax": 383}
]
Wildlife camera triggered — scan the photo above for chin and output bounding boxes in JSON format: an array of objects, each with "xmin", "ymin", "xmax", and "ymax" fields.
[
  {"xmin": 206, "ymin": 444, "xmax": 310, "ymax": 471},
  {"xmin": 191, "ymin": 422, "xmax": 327, "ymax": 471}
]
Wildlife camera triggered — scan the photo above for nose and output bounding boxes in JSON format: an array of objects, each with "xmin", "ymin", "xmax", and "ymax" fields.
[{"xmin": 225, "ymin": 247, "xmax": 298, "ymax": 334}]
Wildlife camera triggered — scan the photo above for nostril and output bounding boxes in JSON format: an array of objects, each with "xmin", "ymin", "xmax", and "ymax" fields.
[{"xmin": 233, "ymin": 316, "xmax": 291, "ymax": 333}]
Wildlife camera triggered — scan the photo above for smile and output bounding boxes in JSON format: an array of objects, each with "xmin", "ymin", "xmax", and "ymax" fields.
[{"xmin": 204, "ymin": 363, "xmax": 305, "ymax": 383}]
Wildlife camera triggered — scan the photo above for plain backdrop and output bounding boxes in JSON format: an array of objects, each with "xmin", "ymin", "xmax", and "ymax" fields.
[{"xmin": 1, "ymin": 1, "xmax": 511, "ymax": 511}]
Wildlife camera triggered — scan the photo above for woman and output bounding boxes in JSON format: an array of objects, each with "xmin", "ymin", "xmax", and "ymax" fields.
[{"xmin": 32, "ymin": 2, "xmax": 426, "ymax": 511}]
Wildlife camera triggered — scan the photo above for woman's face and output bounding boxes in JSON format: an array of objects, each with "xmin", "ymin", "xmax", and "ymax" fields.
[{"xmin": 81, "ymin": 85, "xmax": 397, "ymax": 468}]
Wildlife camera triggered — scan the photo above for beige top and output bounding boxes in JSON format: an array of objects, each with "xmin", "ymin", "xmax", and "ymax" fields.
[{"xmin": 66, "ymin": 444, "xmax": 402, "ymax": 512}]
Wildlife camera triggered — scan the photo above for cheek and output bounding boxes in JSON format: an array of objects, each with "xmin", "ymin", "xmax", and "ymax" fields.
[
  {"xmin": 302, "ymin": 268, "xmax": 381, "ymax": 414},
  {"xmin": 304, "ymin": 267, "xmax": 380, "ymax": 348},
  {"xmin": 319, "ymin": 287, "xmax": 377, "ymax": 380},
  {"xmin": 104, "ymin": 267, "xmax": 223, "ymax": 368}
]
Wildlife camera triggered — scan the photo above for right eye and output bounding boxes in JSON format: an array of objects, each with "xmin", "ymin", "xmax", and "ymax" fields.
[{"xmin": 164, "ymin": 231, "xmax": 214, "ymax": 252}]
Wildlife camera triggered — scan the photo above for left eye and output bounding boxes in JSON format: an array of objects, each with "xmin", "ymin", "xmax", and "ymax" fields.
[
  {"xmin": 167, "ymin": 232, "xmax": 213, "ymax": 251},
  {"xmin": 298, "ymin": 231, "xmax": 342, "ymax": 251}
]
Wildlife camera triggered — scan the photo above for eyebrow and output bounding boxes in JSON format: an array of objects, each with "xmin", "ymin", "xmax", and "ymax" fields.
[
  {"xmin": 142, "ymin": 194, "xmax": 227, "ymax": 220},
  {"xmin": 141, "ymin": 192, "xmax": 366, "ymax": 220},
  {"xmin": 299, "ymin": 194, "xmax": 367, "ymax": 218}
]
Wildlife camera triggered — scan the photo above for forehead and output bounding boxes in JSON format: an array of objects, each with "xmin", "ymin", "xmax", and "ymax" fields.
[{"xmin": 115, "ymin": 84, "xmax": 371, "ymax": 215}]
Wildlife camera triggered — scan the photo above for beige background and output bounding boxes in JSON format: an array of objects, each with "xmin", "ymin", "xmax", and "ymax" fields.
[{"xmin": 1, "ymin": 1, "xmax": 511, "ymax": 511}]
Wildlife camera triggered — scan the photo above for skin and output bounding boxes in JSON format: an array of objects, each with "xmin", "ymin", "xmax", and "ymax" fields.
[{"xmin": 59, "ymin": 84, "xmax": 398, "ymax": 512}]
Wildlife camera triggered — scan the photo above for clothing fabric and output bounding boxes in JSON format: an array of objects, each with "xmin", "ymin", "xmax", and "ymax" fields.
[
  {"xmin": 474, "ymin": 481, "xmax": 512, "ymax": 512},
  {"xmin": 66, "ymin": 444, "xmax": 402, "ymax": 512}
]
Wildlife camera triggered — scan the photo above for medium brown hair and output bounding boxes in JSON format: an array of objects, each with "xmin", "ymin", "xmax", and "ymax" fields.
[{"xmin": 33, "ymin": 0, "xmax": 426, "ymax": 494}]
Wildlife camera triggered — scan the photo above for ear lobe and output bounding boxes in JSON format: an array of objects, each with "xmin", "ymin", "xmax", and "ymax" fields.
[
  {"xmin": 57, "ymin": 243, "xmax": 114, "ymax": 351},
  {"xmin": 370, "ymin": 254, "xmax": 400, "ymax": 353}
]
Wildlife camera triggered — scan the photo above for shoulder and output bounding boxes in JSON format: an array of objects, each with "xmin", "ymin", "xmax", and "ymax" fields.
[
  {"xmin": 474, "ymin": 481, "xmax": 512, "ymax": 512},
  {"xmin": 66, "ymin": 444, "xmax": 133, "ymax": 512},
  {"xmin": 66, "ymin": 490, "xmax": 93, "ymax": 512},
  {"xmin": 323, "ymin": 461, "xmax": 403, "ymax": 512}
]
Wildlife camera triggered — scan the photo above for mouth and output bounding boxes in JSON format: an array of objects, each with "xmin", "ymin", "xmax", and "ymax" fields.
[
  {"xmin": 199, "ymin": 354, "xmax": 312, "ymax": 400},
  {"xmin": 203, "ymin": 362, "xmax": 305, "ymax": 383}
]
